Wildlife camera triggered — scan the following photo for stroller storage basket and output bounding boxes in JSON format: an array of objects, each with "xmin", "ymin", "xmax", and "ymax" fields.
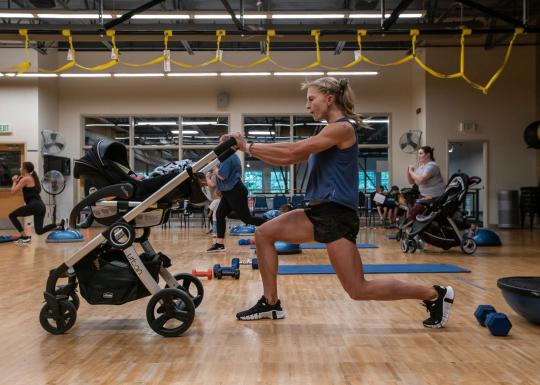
[{"xmin": 75, "ymin": 245, "xmax": 162, "ymax": 305}]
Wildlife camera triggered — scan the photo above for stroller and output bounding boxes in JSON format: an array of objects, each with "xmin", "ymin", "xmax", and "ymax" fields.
[
  {"xmin": 39, "ymin": 138, "xmax": 238, "ymax": 337},
  {"xmin": 400, "ymin": 173, "xmax": 481, "ymax": 255}
]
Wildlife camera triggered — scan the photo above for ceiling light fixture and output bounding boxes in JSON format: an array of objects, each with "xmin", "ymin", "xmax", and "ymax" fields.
[
  {"xmin": 272, "ymin": 14, "xmax": 345, "ymax": 19},
  {"xmin": 60, "ymin": 73, "xmax": 112, "ymax": 78},
  {"xmin": 131, "ymin": 14, "xmax": 190, "ymax": 19},
  {"xmin": 0, "ymin": 13, "xmax": 34, "ymax": 18},
  {"xmin": 221, "ymin": 72, "xmax": 271, "ymax": 76},
  {"xmin": 114, "ymin": 73, "xmax": 165, "ymax": 77},
  {"xmin": 326, "ymin": 71, "xmax": 378, "ymax": 75},
  {"xmin": 274, "ymin": 72, "xmax": 325, "ymax": 76},
  {"xmin": 37, "ymin": 13, "xmax": 113, "ymax": 19},
  {"xmin": 167, "ymin": 72, "xmax": 218, "ymax": 77}
]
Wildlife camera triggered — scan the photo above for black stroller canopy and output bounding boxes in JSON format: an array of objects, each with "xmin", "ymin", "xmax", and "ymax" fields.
[{"xmin": 95, "ymin": 139, "xmax": 129, "ymax": 168}]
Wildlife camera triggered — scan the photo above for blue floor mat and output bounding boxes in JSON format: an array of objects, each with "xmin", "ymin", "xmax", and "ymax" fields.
[
  {"xmin": 277, "ymin": 264, "xmax": 470, "ymax": 275},
  {"xmin": 0, "ymin": 235, "xmax": 14, "ymax": 243},
  {"xmin": 250, "ymin": 243, "xmax": 378, "ymax": 250}
]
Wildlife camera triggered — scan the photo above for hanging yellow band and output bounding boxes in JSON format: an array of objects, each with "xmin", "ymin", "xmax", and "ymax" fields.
[
  {"xmin": 121, "ymin": 30, "xmax": 171, "ymax": 68},
  {"xmin": 76, "ymin": 30, "xmax": 119, "ymax": 71},
  {"xmin": 222, "ymin": 29, "xmax": 274, "ymax": 69},
  {"xmin": 9, "ymin": 29, "xmax": 32, "ymax": 74},
  {"xmin": 269, "ymin": 29, "xmax": 321, "ymax": 71}
]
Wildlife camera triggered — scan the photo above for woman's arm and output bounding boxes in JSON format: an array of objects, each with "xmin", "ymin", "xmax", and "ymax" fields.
[
  {"xmin": 11, "ymin": 175, "xmax": 29, "ymax": 194},
  {"xmin": 232, "ymin": 122, "xmax": 354, "ymax": 166}
]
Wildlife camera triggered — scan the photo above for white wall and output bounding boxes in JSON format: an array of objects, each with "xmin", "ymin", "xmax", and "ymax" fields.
[{"xmin": 425, "ymin": 45, "xmax": 537, "ymax": 225}]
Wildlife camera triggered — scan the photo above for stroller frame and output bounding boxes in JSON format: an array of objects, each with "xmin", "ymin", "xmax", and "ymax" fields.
[{"xmin": 40, "ymin": 138, "xmax": 238, "ymax": 337}]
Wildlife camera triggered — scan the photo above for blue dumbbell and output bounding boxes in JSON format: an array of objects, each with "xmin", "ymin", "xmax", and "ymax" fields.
[
  {"xmin": 213, "ymin": 262, "xmax": 240, "ymax": 280},
  {"xmin": 252, "ymin": 258, "xmax": 258, "ymax": 269},
  {"xmin": 231, "ymin": 258, "xmax": 240, "ymax": 269},
  {"xmin": 474, "ymin": 305, "xmax": 497, "ymax": 326},
  {"xmin": 485, "ymin": 312, "xmax": 512, "ymax": 336}
]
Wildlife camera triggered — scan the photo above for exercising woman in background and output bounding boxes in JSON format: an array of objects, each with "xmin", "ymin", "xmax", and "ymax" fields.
[{"xmin": 9, "ymin": 162, "xmax": 64, "ymax": 243}]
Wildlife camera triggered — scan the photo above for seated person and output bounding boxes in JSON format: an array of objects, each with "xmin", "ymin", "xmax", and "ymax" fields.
[
  {"xmin": 383, "ymin": 185, "xmax": 400, "ymax": 226},
  {"xmin": 373, "ymin": 185, "xmax": 387, "ymax": 224},
  {"xmin": 407, "ymin": 146, "xmax": 446, "ymax": 221}
]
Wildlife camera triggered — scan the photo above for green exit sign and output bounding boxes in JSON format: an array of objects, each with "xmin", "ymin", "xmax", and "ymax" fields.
[{"xmin": 0, "ymin": 124, "xmax": 12, "ymax": 134}]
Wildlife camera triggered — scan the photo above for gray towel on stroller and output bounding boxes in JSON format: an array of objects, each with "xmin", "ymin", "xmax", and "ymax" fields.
[{"xmin": 149, "ymin": 160, "xmax": 194, "ymax": 177}]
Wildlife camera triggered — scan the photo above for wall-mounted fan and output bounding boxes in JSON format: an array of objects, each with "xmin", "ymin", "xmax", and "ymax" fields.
[
  {"xmin": 41, "ymin": 170, "xmax": 65, "ymax": 224},
  {"xmin": 399, "ymin": 130, "xmax": 422, "ymax": 154},
  {"xmin": 41, "ymin": 130, "xmax": 66, "ymax": 155}
]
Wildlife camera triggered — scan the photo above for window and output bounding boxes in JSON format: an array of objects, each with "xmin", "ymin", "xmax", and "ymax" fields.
[
  {"xmin": 358, "ymin": 115, "xmax": 389, "ymax": 145},
  {"xmin": 134, "ymin": 117, "xmax": 178, "ymax": 146},
  {"xmin": 244, "ymin": 116, "xmax": 290, "ymax": 143},
  {"xmin": 270, "ymin": 170, "xmax": 289, "ymax": 193},
  {"xmin": 358, "ymin": 148, "xmax": 389, "ymax": 193},
  {"xmin": 0, "ymin": 144, "xmax": 23, "ymax": 188},
  {"xmin": 133, "ymin": 148, "xmax": 179, "ymax": 176},
  {"xmin": 182, "ymin": 116, "xmax": 229, "ymax": 146},
  {"xmin": 84, "ymin": 117, "xmax": 130, "ymax": 146},
  {"xmin": 244, "ymin": 170, "xmax": 263, "ymax": 193}
]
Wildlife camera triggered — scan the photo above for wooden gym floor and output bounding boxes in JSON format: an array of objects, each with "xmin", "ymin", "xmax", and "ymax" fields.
[{"xmin": 0, "ymin": 226, "xmax": 539, "ymax": 385}]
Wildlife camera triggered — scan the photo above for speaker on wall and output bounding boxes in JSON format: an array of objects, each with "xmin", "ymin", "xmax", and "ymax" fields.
[
  {"xmin": 217, "ymin": 92, "xmax": 229, "ymax": 109},
  {"xmin": 43, "ymin": 155, "xmax": 71, "ymax": 176}
]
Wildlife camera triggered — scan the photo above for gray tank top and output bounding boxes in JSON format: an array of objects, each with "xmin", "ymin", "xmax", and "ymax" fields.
[{"xmin": 305, "ymin": 118, "xmax": 359, "ymax": 210}]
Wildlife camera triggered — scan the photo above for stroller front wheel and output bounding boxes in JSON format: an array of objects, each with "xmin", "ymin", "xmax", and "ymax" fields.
[
  {"xmin": 146, "ymin": 288, "xmax": 195, "ymax": 337},
  {"xmin": 461, "ymin": 238, "xmax": 477, "ymax": 255},
  {"xmin": 39, "ymin": 300, "xmax": 77, "ymax": 335}
]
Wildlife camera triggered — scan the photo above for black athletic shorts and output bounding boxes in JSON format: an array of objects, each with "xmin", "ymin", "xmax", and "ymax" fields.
[{"xmin": 304, "ymin": 202, "xmax": 359, "ymax": 244}]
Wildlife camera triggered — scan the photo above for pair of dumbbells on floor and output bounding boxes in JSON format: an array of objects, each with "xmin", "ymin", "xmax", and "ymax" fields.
[
  {"xmin": 213, "ymin": 258, "xmax": 241, "ymax": 279},
  {"xmin": 474, "ymin": 305, "xmax": 512, "ymax": 336}
]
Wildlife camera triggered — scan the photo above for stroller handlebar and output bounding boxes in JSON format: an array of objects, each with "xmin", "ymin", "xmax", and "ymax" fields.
[{"xmin": 213, "ymin": 137, "xmax": 238, "ymax": 162}]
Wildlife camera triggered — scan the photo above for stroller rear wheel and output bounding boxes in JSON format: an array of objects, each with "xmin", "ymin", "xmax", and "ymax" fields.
[
  {"xmin": 166, "ymin": 273, "xmax": 204, "ymax": 308},
  {"xmin": 146, "ymin": 288, "xmax": 195, "ymax": 337},
  {"xmin": 461, "ymin": 238, "xmax": 477, "ymax": 255},
  {"xmin": 39, "ymin": 300, "xmax": 77, "ymax": 335},
  {"xmin": 400, "ymin": 236, "xmax": 409, "ymax": 253}
]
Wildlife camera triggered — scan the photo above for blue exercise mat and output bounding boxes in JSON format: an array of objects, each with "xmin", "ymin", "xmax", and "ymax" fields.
[
  {"xmin": 277, "ymin": 263, "xmax": 470, "ymax": 275},
  {"xmin": 0, "ymin": 235, "xmax": 14, "ymax": 243},
  {"xmin": 250, "ymin": 243, "xmax": 378, "ymax": 250}
]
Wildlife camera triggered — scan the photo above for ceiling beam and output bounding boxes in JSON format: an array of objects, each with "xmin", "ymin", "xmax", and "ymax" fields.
[
  {"xmin": 104, "ymin": 0, "xmax": 167, "ymax": 30},
  {"xmin": 220, "ymin": 0, "xmax": 248, "ymax": 33},
  {"xmin": 382, "ymin": 0, "xmax": 415, "ymax": 30},
  {"xmin": 458, "ymin": 0, "xmax": 525, "ymax": 27}
]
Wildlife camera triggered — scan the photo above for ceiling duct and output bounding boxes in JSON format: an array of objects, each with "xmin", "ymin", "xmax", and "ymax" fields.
[{"xmin": 28, "ymin": 0, "xmax": 56, "ymax": 8}]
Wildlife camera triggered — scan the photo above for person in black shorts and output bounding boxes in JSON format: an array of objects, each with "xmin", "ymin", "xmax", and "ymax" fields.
[
  {"xmin": 231, "ymin": 77, "xmax": 454, "ymax": 329},
  {"xmin": 9, "ymin": 162, "xmax": 64, "ymax": 243}
]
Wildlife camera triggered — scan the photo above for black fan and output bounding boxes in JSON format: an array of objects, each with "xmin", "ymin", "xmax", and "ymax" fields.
[
  {"xmin": 399, "ymin": 131, "xmax": 422, "ymax": 154},
  {"xmin": 41, "ymin": 170, "xmax": 65, "ymax": 224}
]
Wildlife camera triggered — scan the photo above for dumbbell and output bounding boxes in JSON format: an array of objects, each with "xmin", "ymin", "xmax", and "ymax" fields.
[
  {"xmin": 213, "ymin": 262, "xmax": 240, "ymax": 280},
  {"xmin": 474, "ymin": 304, "xmax": 512, "ymax": 336},
  {"xmin": 238, "ymin": 239, "xmax": 255, "ymax": 245},
  {"xmin": 191, "ymin": 268, "xmax": 212, "ymax": 280},
  {"xmin": 252, "ymin": 258, "xmax": 258, "ymax": 269}
]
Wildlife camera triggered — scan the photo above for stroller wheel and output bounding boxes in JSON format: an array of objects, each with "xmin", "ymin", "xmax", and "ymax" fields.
[
  {"xmin": 166, "ymin": 273, "xmax": 204, "ymax": 308},
  {"xmin": 146, "ymin": 288, "xmax": 195, "ymax": 337},
  {"xmin": 461, "ymin": 238, "xmax": 477, "ymax": 255},
  {"xmin": 400, "ymin": 236, "xmax": 410, "ymax": 253},
  {"xmin": 39, "ymin": 300, "xmax": 77, "ymax": 335},
  {"xmin": 408, "ymin": 239, "xmax": 418, "ymax": 253}
]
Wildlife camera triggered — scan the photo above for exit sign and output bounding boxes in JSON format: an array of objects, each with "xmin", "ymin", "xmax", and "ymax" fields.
[{"xmin": 0, "ymin": 124, "xmax": 12, "ymax": 134}]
